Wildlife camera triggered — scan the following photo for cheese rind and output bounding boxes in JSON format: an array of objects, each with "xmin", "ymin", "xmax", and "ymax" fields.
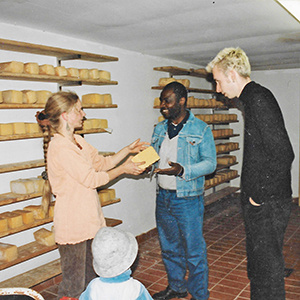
[
  {"xmin": 103, "ymin": 94, "xmax": 112, "ymax": 105},
  {"xmin": 98, "ymin": 70, "xmax": 111, "ymax": 81},
  {"xmin": 34, "ymin": 228, "xmax": 55, "ymax": 246},
  {"xmin": 24, "ymin": 62, "xmax": 39, "ymax": 75},
  {"xmin": 2, "ymin": 90, "xmax": 23, "ymax": 104},
  {"xmin": 88, "ymin": 69, "xmax": 99, "ymax": 79},
  {"xmin": 12, "ymin": 122, "xmax": 26, "ymax": 135},
  {"xmin": 25, "ymin": 123, "xmax": 41, "ymax": 134},
  {"xmin": 0, "ymin": 123, "xmax": 14, "ymax": 135},
  {"xmin": 0, "ymin": 217, "xmax": 8, "ymax": 232},
  {"xmin": 10, "ymin": 178, "xmax": 35, "ymax": 194},
  {"xmin": 13, "ymin": 210, "xmax": 34, "ymax": 225},
  {"xmin": 0, "ymin": 61, "xmax": 24, "ymax": 73},
  {"xmin": 55, "ymin": 66, "xmax": 68, "ymax": 77},
  {"xmin": 39, "ymin": 64, "xmax": 55, "ymax": 76},
  {"xmin": 36, "ymin": 90, "xmax": 52, "ymax": 104},
  {"xmin": 82, "ymin": 93, "xmax": 104, "ymax": 105},
  {"xmin": 132, "ymin": 146, "xmax": 160, "ymax": 170},
  {"xmin": 0, "ymin": 243, "xmax": 18, "ymax": 262},
  {"xmin": 67, "ymin": 68, "xmax": 79, "ymax": 78},
  {"xmin": 79, "ymin": 69, "xmax": 89, "ymax": 79},
  {"xmin": 0, "ymin": 212, "xmax": 23, "ymax": 229},
  {"xmin": 24, "ymin": 205, "xmax": 46, "ymax": 220},
  {"xmin": 22, "ymin": 90, "xmax": 37, "ymax": 104}
]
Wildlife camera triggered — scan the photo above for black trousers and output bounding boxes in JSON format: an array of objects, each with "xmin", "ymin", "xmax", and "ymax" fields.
[
  {"xmin": 57, "ymin": 239, "xmax": 97, "ymax": 299},
  {"xmin": 241, "ymin": 197, "xmax": 292, "ymax": 300}
]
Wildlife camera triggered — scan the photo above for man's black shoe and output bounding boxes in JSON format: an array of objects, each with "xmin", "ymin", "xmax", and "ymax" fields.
[{"xmin": 153, "ymin": 286, "xmax": 188, "ymax": 300}]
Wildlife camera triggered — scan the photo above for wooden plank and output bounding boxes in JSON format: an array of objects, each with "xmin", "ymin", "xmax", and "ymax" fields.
[
  {"xmin": 0, "ymin": 259, "xmax": 62, "ymax": 288},
  {"xmin": 0, "ymin": 242, "xmax": 58, "ymax": 271},
  {"xmin": 153, "ymin": 66, "xmax": 190, "ymax": 76},
  {"xmin": 0, "ymin": 104, "xmax": 118, "ymax": 109},
  {"xmin": 0, "ymin": 159, "xmax": 45, "ymax": 174},
  {"xmin": 152, "ymin": 86, "xmax": 214, "ymax": 94},
  {"xmin": 0, "ymin": 38, "xmax": 118, "ymax": 62},
  {"xmin": 0, "ymin": 217, "xmax": 53, "ymax": 238},
  {"xmin": 101, "ymin": 198, "xmax": 121, "ymax": 207},
  {"xmin": 0, "ymin": 152, "xmax": 114, "ymax": 174},
  {"xmin": 204, "ymin": 186, "xmax": 240, "ymax": 206},
  {"xmin": 205, "ymin": 175, "xmax": 240, "ymax": 190},
  {"xmin": 0, "ymin": 72, "xmax": 118, "ymax": 86},
  {"xmin": 0, "ymin": 192, "xmax": 42, "ymax": 207},
  {"xmin": 153, "ymin": 66, "xmax": 208, "ymax": 78},
  {"xmin": 0, "ymin": 128, "xmax": 108, "ymax": 142}
]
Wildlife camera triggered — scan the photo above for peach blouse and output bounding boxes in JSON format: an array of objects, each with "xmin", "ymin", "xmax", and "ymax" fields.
[{"xmin": 47, "ymin": 134, "xmax": 114, "ymax": 244}]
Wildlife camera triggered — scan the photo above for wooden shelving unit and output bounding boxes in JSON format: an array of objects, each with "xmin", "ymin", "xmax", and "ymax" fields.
[{"xmin": 0, "ymin": 38, "xmax": 121, "ymax": 288}]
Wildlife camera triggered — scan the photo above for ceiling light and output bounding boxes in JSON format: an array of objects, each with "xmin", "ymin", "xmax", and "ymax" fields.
[{"xmin": 276, "ymin": 0, "xmax": 300, "ymax": 22}]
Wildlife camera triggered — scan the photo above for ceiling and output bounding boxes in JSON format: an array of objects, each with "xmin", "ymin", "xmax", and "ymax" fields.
[{"xmin": 0, "ymin": 0, "xmax": 299, "ymax": 71}]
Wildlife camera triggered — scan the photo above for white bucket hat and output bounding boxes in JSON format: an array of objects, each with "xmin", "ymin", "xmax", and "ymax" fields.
[{"xmin": 92, "ymin": 227, "xmax": 138, "ymax": 278}]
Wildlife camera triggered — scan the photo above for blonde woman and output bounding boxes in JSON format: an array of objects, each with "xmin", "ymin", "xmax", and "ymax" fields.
[{"xmin": 36, "ymin": 91, "xmax": 147, "ymax": 299}]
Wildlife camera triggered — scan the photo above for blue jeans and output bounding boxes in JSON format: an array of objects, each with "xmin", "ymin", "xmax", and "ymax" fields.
[{"xmin": 156, "ymin": 188, "xmax": 209, "ymax": 300}]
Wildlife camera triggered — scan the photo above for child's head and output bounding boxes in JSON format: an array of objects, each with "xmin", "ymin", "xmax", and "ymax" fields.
[{"xmin": 92, "ymin": 227, "xmax": 138, "ymax": 278}]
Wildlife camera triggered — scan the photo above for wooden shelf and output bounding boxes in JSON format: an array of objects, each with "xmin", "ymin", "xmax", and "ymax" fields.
[
  {"xmin": 153, "ymin": 66, "xmax": 208, "ymax": 78},
  {"xmin": 0, "ymin": 72, "xmax": 118, "ymax": 86},
  {"xmin": 0, "ymin": 151, "xmax": 114, "ymax": 174},
  {"xmin": 0, "ymin": 128, "xmax": 109, "ymax": 142},
  {"xmin": 152, "ymin": 86, "xmax": 214, "ymax": 94},
  {"xmin": 205, "ymin": 175, "xmax": 240, "ymax": 190},
  {"xmin": 0, "ymin": 103, "xmax": 118, "ymax": 109},
  {"xmin": 216, "ymin": 148, "xmax": 240, "ymax": 155},
  {"xmin": 0, "ymin": 192, "xmax": 42, "ymax": 207},
  {"xmin": 0, "ymin": 241, "xmax": 58, "ymax": 271},
  {"xmin": 0, "ymin": 217, "xmax": 121, "ymax": 271},
  {"xmin": 216, "ymin": 162, "xmax": 238, "ymax": 171},
  {"xmin": 0, "ymin": 38, "xmax": 118, "ymax": 63},
  {"xmin": 154, "ymin": 105, "xmax": 227, "ymax": 109},
  {"xmin": 204, "ymin": 186, "xmax": 240, "ymax": 206},
  {"xmin": 214, "ymin": 134, "xmax": 240, "ymax": 140},
  {"xmin": 0, "ymin": 259, "xmax": 62, "ymax": 288},
  {"xmin": 0, "ymin": 217, "xmax": 53, "ymax": 238}
]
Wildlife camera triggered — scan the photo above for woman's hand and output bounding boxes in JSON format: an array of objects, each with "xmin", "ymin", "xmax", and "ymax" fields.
[
  {"xmin": 128, "ymin": 138, "xmax": 150, "ymax": 154},
  {"xmin": 122, "ymin": 157, "xmax": 145, "ymax": 175}
]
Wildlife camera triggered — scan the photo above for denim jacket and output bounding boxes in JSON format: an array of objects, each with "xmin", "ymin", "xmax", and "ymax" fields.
[{"xmin": 151, "ymin": 111, "xmax": 217, "ymax": 198}]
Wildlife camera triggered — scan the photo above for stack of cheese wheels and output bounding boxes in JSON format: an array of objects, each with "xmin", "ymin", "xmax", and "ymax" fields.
[
  {"xmin": 98, "ymin": 189, "xmax": 116, "ymax": 206},
  {"xmin": 24, "ymin": 62, "xmax": 39, "ymax": 75},
  {"xmin": 217, "ymin": 155, "xmax": 237, "ymax": 165},
  {"xmin": 23, "ymin": 205, "xmax": 46, "ymax": 220},
  {"xmin": 0, "ymin": 217, "xmax": 8, "ymax": 232},
  {"xmin": 0, "ymin": 242, "xmax": 18, "ymax": 262},
  {"xmin": 34, "ymin": 228, "xmax": 55, "ymax": 246},
  {"xmin": 39, "ymin": 64, "xmax": 55, "ymax": 76},
  {"xmin": 0, "ymin": 61, "xmax": 24, "ymax": 73},
  {"xmin": 83, "ymin": 119, "xmax": 108, "ymax": 131},
  {"xmin": 10, "ymin": 177, "xmax": 44, "ymax": 194},
  {"xmin": 0, "ymin": 212, "xmax": 23, "ymax": 229},
  {"xmin": 12, "ymin": 209, "xmax": 34, "ymax": 225},
  {"xmin": 0, "ymin": 122, "xmax": 42, "ymax": 135},
  {"xmin": 82, "ymin": 93, "xmax": 112, "ymax": 105}
]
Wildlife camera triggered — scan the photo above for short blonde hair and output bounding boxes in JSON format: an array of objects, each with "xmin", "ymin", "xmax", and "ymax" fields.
[{"xmin": 206, "ymin": 47, "xmax": 251, "ymax": 78}]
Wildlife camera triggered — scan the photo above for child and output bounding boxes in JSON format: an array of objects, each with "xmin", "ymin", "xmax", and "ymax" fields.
[{"xmin": 79, "ymin": 227, "xmax": 153, "ymax": 300}]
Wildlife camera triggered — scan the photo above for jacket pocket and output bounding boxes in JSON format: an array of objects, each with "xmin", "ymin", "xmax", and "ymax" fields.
[{"xmin": 185, "ymin": 136, "xmax": 202, "ymax": 158}]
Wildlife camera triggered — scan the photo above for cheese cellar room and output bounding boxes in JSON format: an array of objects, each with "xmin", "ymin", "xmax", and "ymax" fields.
[{"xmin": 0, "ymin": 1, "xmax": 299, "ymax": 300}]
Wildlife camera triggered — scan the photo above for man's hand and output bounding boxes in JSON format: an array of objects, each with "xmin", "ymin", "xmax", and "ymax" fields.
[{"xmin": 154, "ymin": 161, "xmax": 183, "ymax": 176}]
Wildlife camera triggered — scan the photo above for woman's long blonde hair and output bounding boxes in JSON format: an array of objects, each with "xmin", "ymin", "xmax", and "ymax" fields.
[{"xmin": 36, "ymin": 91, "xmax": 79, "ymax": 214}]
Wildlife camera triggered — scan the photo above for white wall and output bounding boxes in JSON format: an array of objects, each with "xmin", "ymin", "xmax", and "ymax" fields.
[{"xmin": 0, "ymin": 22, "xmax": 212, "ymax": 281}]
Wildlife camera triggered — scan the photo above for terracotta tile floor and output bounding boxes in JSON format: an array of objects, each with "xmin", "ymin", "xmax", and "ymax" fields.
[{"xmin": 38, "ymin": 195, "xmax": 300, "ymax": 300}]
